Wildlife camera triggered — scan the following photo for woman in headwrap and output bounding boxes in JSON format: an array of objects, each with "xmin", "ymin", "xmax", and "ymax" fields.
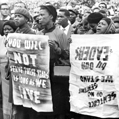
[
  {"xmin": 1, "ymin": 20, "xmax": 17, "ymax": 37},
  {"xmin": 0, "ymin": 20, "xmax": 17, "ymax": 119},
  {"xmin": 96, "ymin": 17, "xmax": 115, "ymax": 34}
]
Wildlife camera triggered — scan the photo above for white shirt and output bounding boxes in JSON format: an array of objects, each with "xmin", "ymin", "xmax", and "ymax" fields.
[
  {"xmin": 61, "ymin": 24, "xmax": 70, "ymax": 35},
  {"xmin": 0, "ymin": 13, "xmax": 10, "ymax": 20},
  {"xmin": 59, "ymin": 21, "xmax": 71, "ymax": 35}
]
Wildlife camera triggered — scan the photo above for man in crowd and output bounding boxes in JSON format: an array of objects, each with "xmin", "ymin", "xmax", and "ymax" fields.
[
  {"xmin": 57, "ymin": 8, "xmax": 73, "ymax": 39},
  {"xmin": 0, "ymin": 3, "xmax": 10, "ymax": 35},
  {"xmin": 99, "ymin": 2, "xmax": 107, "ymax": 11},
  {"xmin": 68, "ymin": 9, "xmax": 78, "ymax": 24},
  {"xmin": 14, "ymin": 8, "xmax": 34, "ymax": 34},
  {"xmin": 37, "ymin": 4, "xmax": 70, "ymax": 119},
  {"xmin": 11, "ymin": 1, "xmax": 28, "ymax": 20},
  {"xmin": 98, "ymin": 2, "xmax": 108, "ymax": 16},
  {"xmin": 11, "ymin": 8, "xmax": 35, "ymax": 119},
  {"xmin": 0, "ymin": 3, "xmax": 10, "ymax": 20},
  {"xmin": 13, "ymin": 1, "xmax": 27, "ymax": 10}
]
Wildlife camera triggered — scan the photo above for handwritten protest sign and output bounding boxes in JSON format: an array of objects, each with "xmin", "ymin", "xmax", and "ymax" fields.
[
  {"xmin": 70, "ymin": 34, "xmax": 119, "ymax": 118},
  {"xmin": 7, "ymin": 33, "xmax": 53, "ymax": 112}
]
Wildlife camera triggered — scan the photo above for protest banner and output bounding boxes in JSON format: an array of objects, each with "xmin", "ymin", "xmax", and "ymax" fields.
[
  {"xmin": 7, "ymin": 33, "xmax": 53, "ymax": 112},
  {"xmin": 69, "ymin": 34, "xmax": 119, "ymax": 118}
]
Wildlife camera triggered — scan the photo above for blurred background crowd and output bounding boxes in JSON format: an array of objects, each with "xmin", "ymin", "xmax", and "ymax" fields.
[{"xmin": 1, "ymin": 0, "xmax": 119, "ymax": 119}]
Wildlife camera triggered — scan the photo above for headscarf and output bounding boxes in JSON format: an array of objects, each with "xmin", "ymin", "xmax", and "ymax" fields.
[
  {"xmin": 1, "ymin": 20, "xmax": 17, "ymax": 36},
  {"xmin": 102, "ymin": 18, "xmax": 115, "ymax": 34}
]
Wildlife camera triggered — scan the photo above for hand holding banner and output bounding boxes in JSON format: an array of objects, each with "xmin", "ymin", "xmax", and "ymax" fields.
[
  {"xmin": 70, "ymin": 34, "xmax": 119, "ymax": 118},
  {"xmin": 7, "ymin": 33, "xmax": 53, "ymax": 112}
]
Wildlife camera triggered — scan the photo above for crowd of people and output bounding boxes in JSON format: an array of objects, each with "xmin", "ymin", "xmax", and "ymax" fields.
[{"xmin": 0, "ymin": 0, "xmax": 119, "ymax": 119}]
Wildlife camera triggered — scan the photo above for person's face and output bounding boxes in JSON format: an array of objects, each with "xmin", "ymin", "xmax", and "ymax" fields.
[
  {"xmin": 14, "ymin": 3, "xmax": 26, "ymax": 10},
  {"xmin": 114, "ymin": 22, "xmax": 119, "ymax": 29},
  {"xmin": 0, "ymin": 5, "xmax": 9, "ymax": 16},
  {"xmin": 99, "ymin": 4, "xmax": 106, "ymax": 11},
  {"xmin": 33, "ymin": 16, "xmax": 44, "ymax": 30},
  {"xmin": 38, "ymin": 9, "xmax": 53, "ymax": 26},
  {"xmin": 96, "ymin": 20, "xmax": 108, "ymax": 34},
  {"xmin": 14, "ymin": 14, "xmax": 27, "ymax": 27},
  {"xmin": 69, "ymin": 11, "xmax": 76, "ymax": 24},
  {"xmin": 33, "ymin": 8, "xmax": 40, "ymax": 17},
  {"xmin": 57, "ymin": 11, "xmax": 68, "ymax": 25},
  {"xmin": 3, "ymin": 25, "xmax": 14, "ymax": 36}
]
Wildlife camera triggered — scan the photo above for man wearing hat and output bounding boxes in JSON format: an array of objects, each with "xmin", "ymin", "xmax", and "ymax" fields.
[
  {"xmin": 87, "ymin": 12, "xmax": 104, "ymax": 34},
  {"xmin": 68, "ymin": 9, "xmax": 78, "ymax": 24},
  {"xmin": 10, "ymin": 8, "xmax": 35, "ymax": 119},
  {"xmin": 14, "ymin": 8, "xmax": 34, "ymax": 34}
]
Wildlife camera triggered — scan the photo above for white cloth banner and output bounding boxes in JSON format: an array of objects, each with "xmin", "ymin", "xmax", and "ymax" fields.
[{"xmin": 70, "ymin": 34, "xmax": 119, "ymax": 118}]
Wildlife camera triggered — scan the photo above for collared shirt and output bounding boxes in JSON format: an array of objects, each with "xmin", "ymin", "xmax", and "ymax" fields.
[
  {"xmin": 0, "ymin": 13, "xmax": 10, "ymax": 20},
  {"xmin": 60, "ymin": 24, "xmax": 70, "ymax": 35},
  {"xmin": 58, "ymin": 20, "xmax": 71, "ymax": 35}
]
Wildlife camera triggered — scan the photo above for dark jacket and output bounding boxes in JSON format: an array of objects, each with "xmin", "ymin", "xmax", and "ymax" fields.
[
  {"xmin": 0, "ymin": 20, "xmax": 4, "ymax": 35},
  {"xmin": 15, "ymin": 24, "xmax": 35, "ymax": 34},
  {"xmin": 38, "ymin": 25, "xmax": 70, "ymax": 115}
]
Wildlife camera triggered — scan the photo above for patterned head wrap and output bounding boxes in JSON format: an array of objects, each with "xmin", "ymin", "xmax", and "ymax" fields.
[{"xmin": 102, "ymin": 18, "xmax": 115, "ymax": 34}]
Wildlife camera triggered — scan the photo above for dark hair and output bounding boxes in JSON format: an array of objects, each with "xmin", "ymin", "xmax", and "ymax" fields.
[
  {"xmin": 87, "ymin": 12, "xmax": 104, "ymax": 24},
  {"xmin": 99, "ymin": 2, "xmax": 107, "ymax": 9},
  {"xmin": 40, "ymin": 5, "xmax": 57, "ymax": 22},
  {"xmin": 0, "ymin": 3, "xmax": 9, "ymax": 9},
  {"xmin": 59, "ymin": 9, "xmax": 70, "ymax": 17}
]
